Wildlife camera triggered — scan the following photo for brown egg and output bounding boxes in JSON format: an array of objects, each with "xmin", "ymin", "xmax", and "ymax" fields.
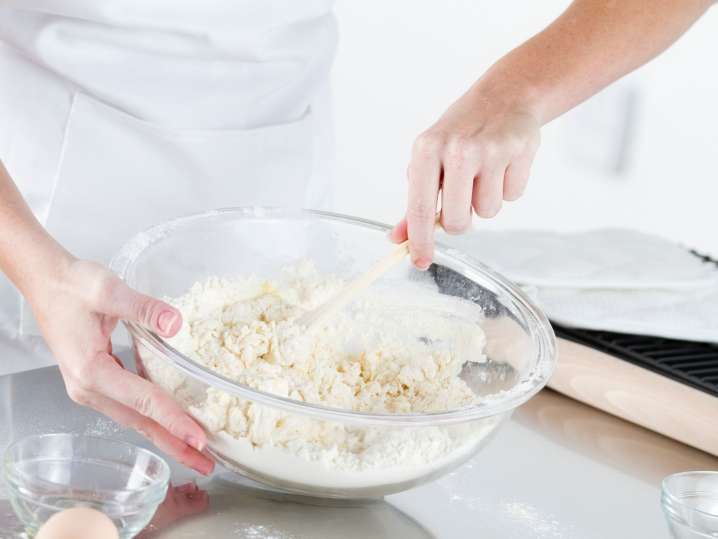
[{"xmin": 36, "ymin": 507, "xmax": 119, "ymax": 539}]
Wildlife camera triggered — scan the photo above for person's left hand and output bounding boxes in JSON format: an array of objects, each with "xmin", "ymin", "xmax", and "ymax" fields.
[{"xmin": 28, "ymin": 258, "xmax": 214, "ymax": 476}]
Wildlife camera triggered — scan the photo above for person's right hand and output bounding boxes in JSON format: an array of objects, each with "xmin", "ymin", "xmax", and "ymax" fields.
[
  {"xmin": 28, "ymin": 258, "xmax": 214, "ymax": 475},
  {"xmin": 390, "ymin": 84, "xmax": 541, "ymax": 269}
]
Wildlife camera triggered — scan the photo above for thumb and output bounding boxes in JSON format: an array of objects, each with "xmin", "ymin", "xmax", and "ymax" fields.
[
  {"xmin": 389, "ymin": 217, "xmax": 408, "ymax": 243},
  {"xmin": 102, "ymin": 276, "xmax": 182, "ymax": 338}
]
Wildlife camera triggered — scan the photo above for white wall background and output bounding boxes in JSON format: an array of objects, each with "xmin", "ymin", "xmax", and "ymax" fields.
[{"xmin": 330, "ymin": 1, "xmax": 718, "ymax": 257}]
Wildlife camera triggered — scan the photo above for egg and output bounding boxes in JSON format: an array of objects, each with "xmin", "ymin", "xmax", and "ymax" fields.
[{"xmin": 36, "ymin": 507, "xmax": 119, "ymax": 539}]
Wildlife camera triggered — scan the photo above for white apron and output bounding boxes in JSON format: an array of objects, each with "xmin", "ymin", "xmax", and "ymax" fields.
[{"xmin": 0, "ymin": 1, "xmax": 338, "ymax": 374}]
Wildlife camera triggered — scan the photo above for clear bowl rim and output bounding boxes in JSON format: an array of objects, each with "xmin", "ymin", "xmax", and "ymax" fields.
[
  {"xmin": 2, "ymin": 433, "xmax": 170, "ymax": 504},
  {"xmin": 110, "ymin": 207, "xmax": 557, "ymax": 427},
  {"xmin": 662, "ymin": 470, "xmax": 718, "ymax": 521}
]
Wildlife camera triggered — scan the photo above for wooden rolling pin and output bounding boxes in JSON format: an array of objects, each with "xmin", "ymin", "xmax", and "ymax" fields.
[{"xmin": 549, "ymin": 338, "xmax": 718, "ymax": 457}]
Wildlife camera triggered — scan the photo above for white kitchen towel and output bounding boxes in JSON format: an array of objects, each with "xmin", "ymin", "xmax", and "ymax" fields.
[
  {"xmin": 536, "ymin": 285, "xmax": 718, "ymax": 343},
  {"xmin": 446, "ymin": 229, "xmax": 718, "ymax": 290},
  {"xmin": 445, "ymin": 229, "xmax": 718, "ymax": 343}
]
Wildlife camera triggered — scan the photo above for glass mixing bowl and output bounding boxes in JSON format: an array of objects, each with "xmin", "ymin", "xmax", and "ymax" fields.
[
  {"xmin": 110, "ymin": 208, "xmax": 556, "ymax": 499},
  {"xmin": 3, "ymin": 434, "xmax": 169, "ymax": 538}
]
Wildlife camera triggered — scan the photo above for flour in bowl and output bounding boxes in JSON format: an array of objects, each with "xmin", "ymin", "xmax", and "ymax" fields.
[{"xmin": 140, "ymin": 260, "xmax": 500, "ymax": 494}]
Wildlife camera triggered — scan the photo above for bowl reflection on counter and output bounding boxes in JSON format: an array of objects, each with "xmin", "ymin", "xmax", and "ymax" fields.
[
  {"xmin": 139, "ymin": 476, "xmax": 436, "ymax": 539},
  {"xmin": 110, "ymin": 208, "xmax": 556, "ymax": 499}
]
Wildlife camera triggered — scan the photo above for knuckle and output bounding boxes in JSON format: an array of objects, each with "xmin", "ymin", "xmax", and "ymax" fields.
[
  {"xmin": 90, "ymin": 272, "xmax": 118, "ymax": 306},
  {"xmin": 412, "ymin": 131, "xmax": 445, "ymax": 157},
  {"xmin": 74, "ymin": 362, "xmax": 98, "ymax": 392},
  {"xmin": 504, "ymin": 135, "xmax": 527, "ymax": 155},
  {"xmin": 407, "ymin": 201, "xmax": 435, "ymax": 222},
  {"xmin": 162, "ymin": 416, "xmax": 187, "ymax": 439},
  {"xmin": 134, "ymin": 297, "xmax": 155, "ymax": 326},
  {"xmin": 133, "ymin": 386, "xmax": 172, "ymax": 420},
  {"xmin": 133, "ymin": 387, "xmax": 160, "ymax": 417},
  {"xmin": 481, "ymin": 140, "xmax": 502, "ymax": 160},
  {"xmin": 444, "ymin": 134, "xmax": 477, "ymax": 164},
  {"xmin": 66, "ymin": 384, "xmax": 91, "ymax": 406}
]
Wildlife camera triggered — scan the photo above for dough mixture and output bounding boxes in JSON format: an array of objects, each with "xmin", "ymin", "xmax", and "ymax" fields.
[{"xmin": 142, "ymin": 261, "xmax": 498, "ymax": 492}]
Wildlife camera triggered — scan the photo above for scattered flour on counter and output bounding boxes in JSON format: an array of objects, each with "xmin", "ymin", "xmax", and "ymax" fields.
[
  {"xmin": 84, "ymin": 417, "xmax": 123, "ymax": 438},
  {"xmin": 142, "ymin": 260, "xmax": 498, "ymax": 491}
]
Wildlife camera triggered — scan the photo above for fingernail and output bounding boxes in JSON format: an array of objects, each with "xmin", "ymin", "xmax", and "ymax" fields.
[
  {"xmin": 185, "ymin": 435, "xmax": 204, "ymax": 452},
  {"xmin": 198, "ymin": 459, "xmax": 215, "ymax": 476},
  {"xmin": 158, "ymin": 311, "xmax": 180, "ymax": 335},
  {"xmin": 414, "ymin": 258, "xmax": 431, "ymax": 271}
]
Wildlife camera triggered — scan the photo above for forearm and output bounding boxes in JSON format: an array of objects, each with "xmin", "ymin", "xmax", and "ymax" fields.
[
  {"xmin": 474, "ymin": 0, "xmax": 714, "ymax": 124},
  {"xmin": 0, "ymin": 165, "xmax": 210, "ymax": 473},
  {"xmin": 0, "ymin": 161, "xmax": 73, "ymax": 302}
]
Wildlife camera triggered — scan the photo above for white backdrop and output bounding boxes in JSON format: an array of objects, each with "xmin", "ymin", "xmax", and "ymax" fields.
[{"xmin": 330, "ymin": 0, "xmax": 718, "ymax": 257}]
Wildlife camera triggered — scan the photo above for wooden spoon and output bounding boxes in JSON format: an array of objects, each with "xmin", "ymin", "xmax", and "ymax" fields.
[{"xmin": 295, "ymin": 239, "xmax": 410, "ymax": 331}]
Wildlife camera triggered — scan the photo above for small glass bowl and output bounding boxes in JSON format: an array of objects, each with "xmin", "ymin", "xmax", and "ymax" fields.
[
  {"xmin": 3, "ymin": 434, "xmax": 170, "ymax": 539},
  {"xmin": 662, "ymin": 471, "xmax": 718, "ymax": 539}
]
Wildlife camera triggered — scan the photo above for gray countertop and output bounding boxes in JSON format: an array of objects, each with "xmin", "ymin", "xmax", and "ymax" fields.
[{"xmin": 2, "ymin": 357, "xmax": 717, "ymax": 538}]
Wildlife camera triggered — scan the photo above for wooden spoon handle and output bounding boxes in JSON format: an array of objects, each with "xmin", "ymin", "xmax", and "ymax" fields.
[{"xmin": 297, "ymin": 240, "xmax": 410, "ymax": 330}]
